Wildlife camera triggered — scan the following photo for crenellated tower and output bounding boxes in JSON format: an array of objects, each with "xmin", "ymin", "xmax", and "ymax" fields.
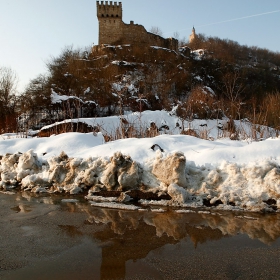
[
  {"xmin": 96, "ymin": 1, "xmax": 178, "ymax": 51},
  {"xmin": 96, "ymin": 1, "xmax": 122, "ymax": 19},
  {"xmin": 96, "ymin": 1, "xmax": 123, "ymax": 45}
]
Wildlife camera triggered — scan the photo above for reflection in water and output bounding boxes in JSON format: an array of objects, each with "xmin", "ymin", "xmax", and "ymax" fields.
[
  {"xmin": 11, "ymin": 191, "xmax": 280, "ymax": 245},
  {"xmin": 81, "ymin": 205, "xmax": 280, "ymax": 245},
  {"xmin": 58, "ymin": 225, "xmax": 83, "ymax": 238},
  {"xmin": 59, "ymin": 199, "xmax": 280, "ymax": 279},
  {"xmin": 10, "ymin": 204, "xmax": 32, "ymax": 213},
  {"xmin": 6, "ymin": 192, "xmax": 280, "ymax": 280}
]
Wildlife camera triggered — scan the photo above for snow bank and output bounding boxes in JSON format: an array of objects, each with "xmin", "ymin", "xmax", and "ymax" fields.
[
  {"xmin": 1, "ymin": 132, "xmax": 280, "ymax": 212},
  {"xmin": 39, "ymin": 110, "xmax": 276, "ymax": 141}
]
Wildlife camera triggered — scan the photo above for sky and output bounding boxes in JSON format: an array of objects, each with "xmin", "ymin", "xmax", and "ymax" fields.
[{"xmin": 0, "ymin": 0, "xmax": 280, "ymax": 92}]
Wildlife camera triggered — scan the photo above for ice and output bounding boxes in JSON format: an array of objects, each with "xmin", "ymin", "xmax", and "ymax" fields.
[
  {"xmin": 90, "ymin": 201, "xmax": 140, "ymax": 211},
  {"xmin": 61, "ymin": 199, "xmax": 79, "ymax": 203}
]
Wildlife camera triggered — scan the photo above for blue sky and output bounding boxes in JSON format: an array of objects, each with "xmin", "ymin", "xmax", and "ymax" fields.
[{"xmin": 0, "ymin": 0, "xmax": 279, "ymax": 92}]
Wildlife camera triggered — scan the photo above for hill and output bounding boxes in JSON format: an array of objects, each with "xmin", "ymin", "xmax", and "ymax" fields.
[{"xmin": 1, "ymin": 34, "xmax": 280, "ymax": 133}]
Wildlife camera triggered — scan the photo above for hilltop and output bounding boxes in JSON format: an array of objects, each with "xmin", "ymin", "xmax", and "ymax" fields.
[{"xmin": 8, "ymin": 35, "xmax": 277, "ymax": 134}]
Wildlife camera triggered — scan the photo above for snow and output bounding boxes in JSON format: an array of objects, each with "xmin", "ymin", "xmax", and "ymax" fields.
[
  {"xmin": 194, "ymin": 75, "xmax": 203, "ymax": 81},
  {"xmin": 90, "ymin": 201, "xmax": 140, "ymax": 211},
  {"xmin": 61, "ymin": 199, "xmax": 79, "ymax": 203},
  {"xmin": 150, "ymin": 46, "xmax": 175, "ymax": 53},
  {"xmin": 175, "ymin": 209, "xmax": 196, "ymax": 214},
  {"xmin": 151, "ymin": 208, "xmax": 166, "ymax": 213},
  {"xmin": 202, "ymin": 86, "xmax": 215, "ymax": 96},
  {"xmin": 111, "ymin": 60, "xmax": 136, "ymax": 66},
  {"xmin": 0, "ymin": 132, "xmax": 105, "ymax": 159},
  {"xmin": 86, "ymin": 195, "xmax": 119, "ymax": 203},
  {"xmin": 1, "ymin": 110, "xmax": 280, "ymax": 212},
  {"xmin": 191, "ymin": 49, "xmax": 205, "ymax": 60},
  {"xmin": 39, "ymin": 110, "xmax": 276, "ymax": 141},
  {"xmin": 51, "ymin": 89, "xmax": 84, "ymax": 104},
  {"xmin": 84, "ymin": 87, "xmax": 90, "ymax": 94}
]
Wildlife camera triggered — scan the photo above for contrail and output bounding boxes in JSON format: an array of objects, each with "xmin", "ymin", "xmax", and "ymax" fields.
[
  {"xmin": 197, "ymin": 10, "xmax": 280, "ymax": 28},
  {"xmin": 164, "ymin": 10, "xmax": 280, "ymax": 35}
]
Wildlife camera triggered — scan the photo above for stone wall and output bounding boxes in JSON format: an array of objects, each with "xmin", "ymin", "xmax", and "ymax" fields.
[
  {"xmin": 96, "ymin": 1, "xmax": 178, "ymax": 51},
  {"xmin": 121, "ymin": 22, "xmax": 178, "ymax": 50}
]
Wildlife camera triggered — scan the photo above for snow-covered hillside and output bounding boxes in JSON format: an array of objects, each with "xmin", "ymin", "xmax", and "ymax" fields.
[{"xmin": 39, "ymin": 110, "xmax": 276, "ymax": 141}]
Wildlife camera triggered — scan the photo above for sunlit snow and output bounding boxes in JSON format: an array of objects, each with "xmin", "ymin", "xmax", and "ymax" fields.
[{"xmin": 1, "ymin": 111, "xmax": 280, "ymax": 212}]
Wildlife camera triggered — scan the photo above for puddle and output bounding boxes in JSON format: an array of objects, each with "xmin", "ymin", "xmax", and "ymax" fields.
[
  {"xmin": 10, "ymin": 204, "xmax": 32, "ymax": 213},
  {"xmin": 1, "ymin": 191, "xmax": 280, "ymax": 279},
  {"xmin": 58, "ymin": 225, "xmax": 83, "ymax": 238}
]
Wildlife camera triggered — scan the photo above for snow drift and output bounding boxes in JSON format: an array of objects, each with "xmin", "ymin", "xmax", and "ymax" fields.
[{"xmin": 1, "ymin": 131, "xmax": 280, "ymax": 212}]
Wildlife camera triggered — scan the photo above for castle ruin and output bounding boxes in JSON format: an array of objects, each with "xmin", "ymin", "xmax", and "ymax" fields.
[{"xmin": 96, "ymin": 1, "xmax": 178, "ymax": 51}]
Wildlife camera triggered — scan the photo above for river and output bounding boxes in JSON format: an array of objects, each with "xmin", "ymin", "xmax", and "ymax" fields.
[{"xmin": 1, "ymin": 191, "xmax": 280, "ymax": 280}]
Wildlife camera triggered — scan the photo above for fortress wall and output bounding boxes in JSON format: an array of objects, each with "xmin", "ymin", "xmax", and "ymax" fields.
[
  {"xmin": 98, "ymin": 18, "xmax": 123, "ymax": 45},
  {"xmin": 97, "ymin": 1, "xmax": 178, "ymax": 51},
  {"xmin": 122, "ymin": 23, "xmax": 178, "ymax": 50}
]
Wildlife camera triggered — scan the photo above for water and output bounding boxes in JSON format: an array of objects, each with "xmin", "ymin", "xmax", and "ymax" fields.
[{"xmin": 1, "ymin": 191, "xmax": 280, "ymax": 280}]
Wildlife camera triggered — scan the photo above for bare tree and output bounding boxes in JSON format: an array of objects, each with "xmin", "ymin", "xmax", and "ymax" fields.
[
  {"xmin": 173, "ymin": 31, "xmax": 180, "ymax": 40},
  {"xmin": 0, "ymin": 67, "xmax": 18, "ymax": 105},
  {"xmin": 0, "ymin": 67, "xmax": 18, "ymax": 132},
  {"xmin": 219, "ymin": 68, "xmax": 247, "ymax": 120},
  {"xmin": 150, "ymin": 26, "xmax": 163, "ymax": 37},
  {"xmin": 221, "ymin": 70, "xmax": 246, "ymax": 103}
]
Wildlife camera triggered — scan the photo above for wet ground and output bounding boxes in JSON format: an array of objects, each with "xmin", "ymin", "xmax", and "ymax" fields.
[{"xmin": 1, "ymin": 191, "xmax": 280, "ymax": 280}]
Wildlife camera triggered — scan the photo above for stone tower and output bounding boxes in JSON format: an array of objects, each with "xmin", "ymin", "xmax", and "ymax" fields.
[
  {"xmin": 96, "ymin": 1, "xmax": 178, "ymax": 51},
  {"xmin": 189, "ymin": 26, "xmax": 197, "ymax": 43},
  {"xmin": 96, "ymin": 1, "xmax": 123, "ymax": 45}
]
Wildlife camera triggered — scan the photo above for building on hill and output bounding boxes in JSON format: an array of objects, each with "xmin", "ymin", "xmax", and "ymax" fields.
[
  {"xmin": 189, "ymin": 26, "xmax": 197, "ymax": 43},
  {"xmin": 96, "ymin": 1, "xmax": 178, "ymax": 51}
]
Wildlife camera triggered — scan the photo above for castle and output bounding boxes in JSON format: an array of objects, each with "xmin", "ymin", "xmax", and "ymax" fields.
[{"xmin": 96, "ymin": 1, "xmax": 178, "ymax": 51}]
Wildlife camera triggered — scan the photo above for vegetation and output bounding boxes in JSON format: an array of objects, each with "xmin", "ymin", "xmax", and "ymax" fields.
[
  {"xmin": 1, "ymin": 34, "xmax": 280, "ymax": 135},
  {"xmin": 0, "ymin": 67, "xmax": 18, "ymax": 133}
]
